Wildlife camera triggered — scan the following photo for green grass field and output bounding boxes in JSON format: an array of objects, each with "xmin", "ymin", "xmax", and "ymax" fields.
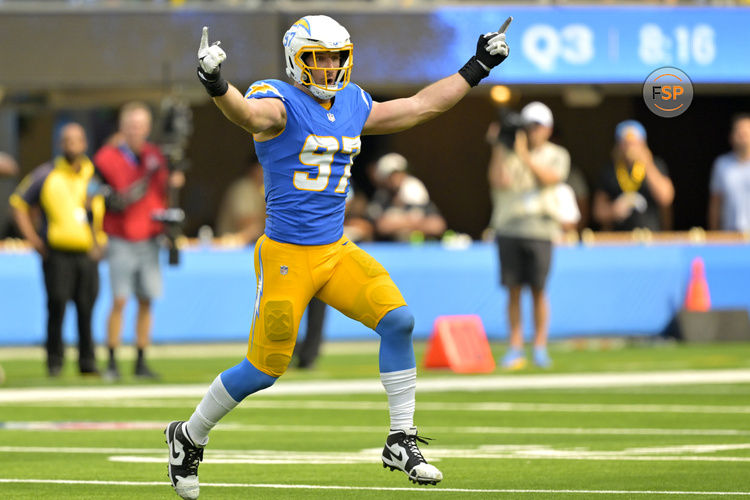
[{"xmin": 2, "ymin": 340, "xmax": 750, "ymax": 499}]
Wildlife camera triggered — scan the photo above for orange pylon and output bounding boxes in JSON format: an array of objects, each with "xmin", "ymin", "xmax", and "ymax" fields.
[
  {"xmin": 423, "ymin": 315, "xmax": 495, "ymax": 373},
  {"xmin": 685, "ymin": 257, "xmax": 711, "ymax": 312}
]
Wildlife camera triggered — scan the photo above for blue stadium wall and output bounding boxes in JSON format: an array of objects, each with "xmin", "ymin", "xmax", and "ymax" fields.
[{"xmin": 1, "ymin": 241, "xmax": 749, "ymax": 346}]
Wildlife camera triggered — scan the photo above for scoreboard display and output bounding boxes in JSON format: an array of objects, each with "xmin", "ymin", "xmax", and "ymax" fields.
[
  {"xmin": 346, "ymin": 6, "xmax": 749, "ymax": 86},
  {"xmin": 430, "ymin": 6, "xmax": 749, "ymax": 84}
]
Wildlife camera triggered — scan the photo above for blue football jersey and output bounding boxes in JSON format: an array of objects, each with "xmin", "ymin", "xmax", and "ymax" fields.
[{"xmin": 245, "ymin": 79, "xmax": 372, "ymax": 245}]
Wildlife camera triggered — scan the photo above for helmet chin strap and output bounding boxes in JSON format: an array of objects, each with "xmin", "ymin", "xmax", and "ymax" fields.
[
  {"xmin": 300, "ymin": 68, "xmax": 339, "ymax": 100},
  {"xmin": 309, "ymin": 85, "xmax": 336, "ymax": 101}
]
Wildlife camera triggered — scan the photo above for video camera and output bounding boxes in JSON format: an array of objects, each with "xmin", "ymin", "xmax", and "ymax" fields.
[
  {"xmin": 496, "ymin": 108, "xmax": 526, "ymax": 149},
  {"xmin": 152, "ymin": 208, "xmax": 185, "ymax": 266},
  {"xmin": 154, "ymin": 97, "xmax": 193, "ymax": 266},
  {"xmin": 157, "ymin": 97, "xmax": 193, "ymax": 174}
]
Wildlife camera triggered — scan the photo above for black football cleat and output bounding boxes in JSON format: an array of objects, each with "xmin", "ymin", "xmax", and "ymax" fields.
[
  {"xmin": 382, "ymin": 427, "xmax": 442, "ymax": 485},
  {"xmin": 165, "ymin": 421, "xmax": 203, "ymax": 499}
]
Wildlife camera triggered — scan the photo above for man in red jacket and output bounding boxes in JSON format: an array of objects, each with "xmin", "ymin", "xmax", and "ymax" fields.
[{"xmin": 94, "ymin": 101, "xmax": 184, "ymax": 379}]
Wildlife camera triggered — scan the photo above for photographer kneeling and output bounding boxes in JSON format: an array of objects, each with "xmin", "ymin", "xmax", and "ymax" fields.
[{"xmin": 486, "ymin": 102, "xmax": 571, "ymax": 370}]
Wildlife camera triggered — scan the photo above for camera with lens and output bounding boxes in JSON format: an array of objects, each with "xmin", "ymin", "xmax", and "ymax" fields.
[
  {"xmin": 152, "ymin": 208, "xmax": 185, "ymax": 266},
  {"xmin": 496, "ymin": 108, "xmax": 526, "ymax": 149},
  {"xmin": 153, "ymin": 97, "xmax": 193, "ymax": 266}
]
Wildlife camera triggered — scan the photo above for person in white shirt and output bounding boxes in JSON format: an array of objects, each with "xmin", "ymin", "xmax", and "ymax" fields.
[{"xmin": 709, "ymin": 113, "xmax": 750, "ymax": 231}]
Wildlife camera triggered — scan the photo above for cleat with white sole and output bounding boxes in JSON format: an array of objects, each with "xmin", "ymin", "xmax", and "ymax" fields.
[
  {"xmin": 165, "ymin": 421, "xmax": 203, "ymax": 499},
  {"xmin": 381, "ymin": 427, "xmax": 443, "ymax": 485}
]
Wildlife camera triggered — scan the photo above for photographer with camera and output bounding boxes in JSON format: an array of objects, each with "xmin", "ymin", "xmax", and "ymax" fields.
[
  {"xmin": 94, "ymin": 101, "xmax": 185, "ymax": 380},
  {"xmin": 486, "ymin": 101, "xmax": 571, "ymax": 370}
]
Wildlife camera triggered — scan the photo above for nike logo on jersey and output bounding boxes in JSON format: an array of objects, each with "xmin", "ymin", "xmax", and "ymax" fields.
[
  {"xmin": 170, "ymin": 437, "xmax": 185, "ymax": 465},
  {"xmin": 383, "ymin": 443, "xmax": 407, "ymax": 469}
]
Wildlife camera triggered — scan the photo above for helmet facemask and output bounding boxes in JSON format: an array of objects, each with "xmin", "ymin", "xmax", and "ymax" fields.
[{"xmin": 296, "ymin": 46, "xmax": 353, "ymax": 100}]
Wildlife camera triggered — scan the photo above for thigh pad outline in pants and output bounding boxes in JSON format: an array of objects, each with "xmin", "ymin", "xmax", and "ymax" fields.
[
  {"xmin": 316, "ymin": 242, "xmax": 407, "ymax": 331},
  {"xmin": 247, "ymin": 235, "xmax": 315, "ymax": 377}
]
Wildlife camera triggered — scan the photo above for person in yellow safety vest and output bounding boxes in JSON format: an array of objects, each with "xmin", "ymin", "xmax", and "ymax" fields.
[{"xmin": 10, "ymin": 122, "xmax": 106, "ymax": 377}]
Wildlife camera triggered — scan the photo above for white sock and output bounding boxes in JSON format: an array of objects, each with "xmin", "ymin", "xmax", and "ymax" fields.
[
  {"xmin": 380, "ymin": 367, "xmax": 416, "ymax": 431},
  {"xmin": 185, "ymin": 375, "xmax": 239, "ymax": 446}
]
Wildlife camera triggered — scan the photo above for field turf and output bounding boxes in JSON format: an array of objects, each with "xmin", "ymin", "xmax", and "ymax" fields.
[{"xmin": 1, "ymin": 340, "xmax": 749, "ymax": 499}]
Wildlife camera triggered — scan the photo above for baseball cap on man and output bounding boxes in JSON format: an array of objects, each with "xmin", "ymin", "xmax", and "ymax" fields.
[
  {"xmin": 375, "ymin": 153, "xmax": 408, "ymax": 181},
  {"xmin": 520, "ymin": 101, "xmax": 554, "ymax": 128},
  {"xmin": 615, "ymin": 120, "xmax": 647, "ymax": 142}
]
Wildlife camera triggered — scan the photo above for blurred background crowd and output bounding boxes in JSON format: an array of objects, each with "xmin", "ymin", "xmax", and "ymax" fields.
[
  {"xmin": 1, "ymin": 2, "xmax": 749, "ymax": 245},
  {"xmin": 1, "ymin": 0, "xmax": 749, "ymax": 375}
]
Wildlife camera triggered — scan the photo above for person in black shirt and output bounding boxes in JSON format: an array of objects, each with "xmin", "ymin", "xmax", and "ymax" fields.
[{"xmin": 593, "ymin": 120, "xmax": 674, "ymax": 231}]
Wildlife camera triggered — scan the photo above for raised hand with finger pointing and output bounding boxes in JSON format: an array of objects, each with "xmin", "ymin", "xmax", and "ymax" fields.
[
  {"xmin": 198, "ymin": 26, "xmax": 226, "ymax": 74},
  {"xmin": 197, "ymin": 26, "xmax": 229, "ymax": 97},
  {"xmin": 458, "ymin": 16, "xmax": 513, "ymax": 87}
]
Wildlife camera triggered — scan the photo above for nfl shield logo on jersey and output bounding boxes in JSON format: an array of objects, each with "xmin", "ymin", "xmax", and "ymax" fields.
[
  {"xmin": 327, "ymin": 112, "xmax": 336, "ymax": 122},
  {"xmin": 280, "ymin": 265, "xmax": 289, "ymax": 275}
]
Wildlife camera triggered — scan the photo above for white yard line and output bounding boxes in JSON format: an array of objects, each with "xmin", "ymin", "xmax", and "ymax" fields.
[
  {"xmin": 4, "ymin": 443, "xmax": 750, "ymax": 464},
  {"xmin": 108, "ymin": 454, "xmax": 750, "ymax": 464},
  {"xmin": 2, "ymin": 421, "xmax": 749, "ymax": 436},
  {"xmin": 0, "ymin": 478, "xmax": 748, "ymax": 496},
  {"xmin": 3, "ymin": 369, "xmax": 750, "ymax": 403},
  {"xmin": 10, "ymin": 398, "xmax": 750, "ymax": 415},
  {"xmin": 109, "ymin": 455, "xmax": 750, "ymax": 464}
]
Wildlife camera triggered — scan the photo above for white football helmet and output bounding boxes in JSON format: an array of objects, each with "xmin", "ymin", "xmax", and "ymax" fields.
[{"xmin": 283, "ymin": 15, "xmax": 353, "ymax": 100}]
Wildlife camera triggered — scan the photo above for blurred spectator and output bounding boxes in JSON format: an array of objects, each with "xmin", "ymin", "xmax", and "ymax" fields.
[
  {"xmin": 215, "ymin": 153, "xmax": 265, "ymax": 245},
  {"xmin": 0, "ymin": 152, "xmax": 19, "ymax": 238},
  {"xmin": 9, "ymin": 123, "xmax": 104, "ymax": 377},
  {"xmin": 94, "ymin": 101, "xmax": 184, "ymax": 380},
  {"xmin": 593, "ymin": 120, "xmax": 674, "ymax": 231},
  {"xmin": 0, "ymin": 152, "xmax": 18, "ymax": 176},
  {"xmin": 367, "ymin": 153, "xmax": 446, "ymax": 242},
  {"xmin": 708, "ymin": 113, "xmax": 750, "ymax": 231},
  {"xmin": 486, "ymin": 101, "xmax": 571, "ymax": 370},
  {"xmin": 566, "ymin": 165, "xmax": 591, "ymax": 232},
  {"xmin": 343, "ymin": 188, "xmax": 375, "ymax": 242}
]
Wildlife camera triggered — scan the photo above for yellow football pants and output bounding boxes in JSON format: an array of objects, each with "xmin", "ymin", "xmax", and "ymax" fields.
[{"xmin": 247, "ymin": 234, "xmax": 407, "ymax": 377}]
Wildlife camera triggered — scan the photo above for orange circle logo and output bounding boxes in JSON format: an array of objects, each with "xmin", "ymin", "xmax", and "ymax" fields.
[{"xmin": 643, "ymin": 67, "xmax": 693, "ymax": 118}]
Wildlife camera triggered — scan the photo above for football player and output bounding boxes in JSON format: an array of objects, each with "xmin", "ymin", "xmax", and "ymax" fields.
[{"xmin": 166, "ymin": 14, "xmax": 511, "ymax": 499}]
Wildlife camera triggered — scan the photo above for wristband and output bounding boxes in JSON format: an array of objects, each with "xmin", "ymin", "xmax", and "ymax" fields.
[
  {"xmin": 197, "ymin": 67, "xmax": 229, "ymax": 97},
  {"xmin": 458, "ymin": 56, "xmax": 489, "ymax": 88}
]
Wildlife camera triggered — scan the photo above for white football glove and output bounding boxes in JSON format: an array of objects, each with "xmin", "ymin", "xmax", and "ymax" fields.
[
  {"xmin": 198, "ymin": 26, "xmax": 226, "ymax": 75},
  {"xmin": 476, "ymin": 17, "xmax": 512, "ymax": 71},
  {"xmin": 485, "ymin": 32, "xmax": 509, "ymax": 56}
]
